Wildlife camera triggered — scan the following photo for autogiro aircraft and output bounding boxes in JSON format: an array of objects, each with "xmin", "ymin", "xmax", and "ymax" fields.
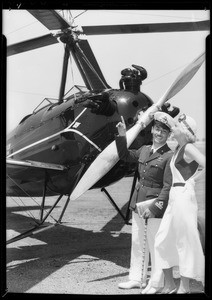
[{"xmin": 5, "ymin": 10, "xmax": 208, "ymax": 246}]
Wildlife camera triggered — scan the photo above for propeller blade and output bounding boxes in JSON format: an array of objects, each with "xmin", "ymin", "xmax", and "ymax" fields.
[
  {"xmin": 158, "ymin": 52, "xmax": 205, "ymax": 103},
  {"xmin": 82, "ymin": 20, "xmax": 210, "ymax": 35},
  {"xmin": 28, "ymin": 10, "xmax": 70, "ymax": 30},
  {"xmin": 7, "ymin": 34, "xmax": 58, "ymax": 56},
  {"xmin": 69, "ymin": 52, "xmax": 205, "ymax": 201}
]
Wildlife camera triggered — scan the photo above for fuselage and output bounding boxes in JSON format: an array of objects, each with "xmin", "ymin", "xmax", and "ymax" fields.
[{"xmin": 6, "ymin": 88, "xmax": 154, "ymax": 196}]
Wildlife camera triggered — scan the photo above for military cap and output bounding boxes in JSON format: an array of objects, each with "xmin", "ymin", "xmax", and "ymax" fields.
[{"xmin": 154, "ymin": 111, "xmax": 176, "ymax": 131}]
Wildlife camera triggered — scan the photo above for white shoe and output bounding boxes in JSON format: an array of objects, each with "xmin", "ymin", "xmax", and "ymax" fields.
[
  {"xmin": 118, "ymin": 280, "xmax": 141, "ymax": 289},
  {"xmin": 141, "ymin": 284, "xmax": 151, "ymax": 294},
  {"xmin": 142, "ymin": 284, "xmax": 161, "ymax": 295},
  {"xmin": 146, "ymin": 287, "xmax": 160, "ymax": 294}
]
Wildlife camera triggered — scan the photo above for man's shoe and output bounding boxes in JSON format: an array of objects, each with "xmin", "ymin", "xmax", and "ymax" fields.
[{"xmin": 118, "ymin": 280, "xmax": 141, "ymax": 289}]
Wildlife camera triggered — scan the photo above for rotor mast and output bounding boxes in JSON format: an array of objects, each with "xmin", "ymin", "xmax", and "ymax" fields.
[
  {"xmin": 57, "ymin": 11, "xmax": 74, "ymax": 103},
  {"xmin": 58, "ymin": 43, "xmax": 70, "ymax": 103}
]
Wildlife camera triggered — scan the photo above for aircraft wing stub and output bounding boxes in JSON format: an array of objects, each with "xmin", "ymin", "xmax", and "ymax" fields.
[{"xmin": 7, "ymin": 159, "xmax": 67, "ymax": 171}]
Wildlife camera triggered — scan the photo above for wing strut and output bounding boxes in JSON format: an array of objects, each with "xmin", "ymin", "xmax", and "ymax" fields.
[
  {"xmin": 57, "ymin": 161, "xmax": 87, "ymax": 223},
  {"xmin": 40, "ymin": 172, "xmax": 48, "ymax": 221},
  {"xmin": 7, "ymin": 160, "xmax": 88, "ymax": 244},
  {"xmin": 100, "ymin": 170, "xmax": 139, "ymax": 225},
  {"xmin": 6, "ymin": 193, "xmax": 64, "ymax": 245},
  {"xmin": 6, "ymin": 176, "xmax": 65, "ymax": 245},
  {"xmin": 101, "ymin": 187, "xmax": 129, "ymax": 223}
]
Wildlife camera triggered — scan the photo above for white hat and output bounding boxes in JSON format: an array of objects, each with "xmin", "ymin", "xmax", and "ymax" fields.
[
  {"xmin": 178, "ymin": 114, "xmax": 197, "ymax": 136},
  {"xmin": 154, "ymin": 111, "xmax": 176, "ymax": 130}
]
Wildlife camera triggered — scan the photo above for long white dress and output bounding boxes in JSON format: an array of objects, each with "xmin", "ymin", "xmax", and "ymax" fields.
[{"xmin": 154, "ymin": 145, "xmax": 205, "ymax": 284}]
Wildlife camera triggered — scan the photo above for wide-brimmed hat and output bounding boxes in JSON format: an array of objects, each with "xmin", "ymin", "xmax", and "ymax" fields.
[
  {"xmin": 178, "ymin": 114, "xmax": 197, "ymax": 136},
  {"xmin": 153, "ymin": 111, "xmax": 175, "ymax": 131}
]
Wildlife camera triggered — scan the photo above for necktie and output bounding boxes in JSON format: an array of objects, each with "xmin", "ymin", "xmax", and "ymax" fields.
[{"xmin": 149, "ymin": 149, "xmax": 154, "ymax": 156}]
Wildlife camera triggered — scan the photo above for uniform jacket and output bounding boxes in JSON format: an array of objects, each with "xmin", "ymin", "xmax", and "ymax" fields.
[{"xmin": 116, "ymin": 135, "xmax": 173, "ymax": 218}]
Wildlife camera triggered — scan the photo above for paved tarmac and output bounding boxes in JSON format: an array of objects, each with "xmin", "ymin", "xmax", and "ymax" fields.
[{"xmin": 5, "ymin": 176, "xmax": 206, "ymax": 295}]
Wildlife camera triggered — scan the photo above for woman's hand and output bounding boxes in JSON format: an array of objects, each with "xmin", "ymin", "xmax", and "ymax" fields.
[{"xmin": 116, "ymin": 116, "xmax": 126, "ymax": 136}]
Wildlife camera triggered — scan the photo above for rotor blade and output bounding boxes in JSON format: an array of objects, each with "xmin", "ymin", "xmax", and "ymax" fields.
[
  {"xmin": 69, "ymin": 51, "xmax": 205, "ymax": 201},
  {"xmin": 28, "ymin": 10, "xmax": 70, "ymax": 30},
  {"xmin": 7, "ymin": 34, "xmax": 58, "ymax": 56},
  {"xmin": 82, "ymin": 20, "xmax": 210, "ymax": 35},
  {"xmin": 70, "ymin": 39, "xmax": 111, "ymax": 90}
]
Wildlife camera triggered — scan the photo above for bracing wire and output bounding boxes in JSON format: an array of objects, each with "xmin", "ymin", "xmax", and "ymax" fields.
[
  {"xmin": 73, "ymin": 10, "xmax": 88, "ymax": 20},
  {"xmin": 8, "ymin": 195, "xmax": 39, "ymax": 221},
  {"xmin": 143, "ymin": 63, "xmax": 192, "ymax": 87},
  {"xmin": 7, "ymin": 174, "xmax": 58, "ymax": 223}
]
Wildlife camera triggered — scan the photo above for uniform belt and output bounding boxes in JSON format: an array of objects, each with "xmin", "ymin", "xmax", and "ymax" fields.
[{"xmin": 173, "ymin": 182, "xmax": 185, "ymax": 187}]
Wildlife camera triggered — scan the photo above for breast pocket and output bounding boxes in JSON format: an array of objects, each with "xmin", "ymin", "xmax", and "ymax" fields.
[
  {"xmin": 148, "ymin": 161, "xmax": 164, "ymax": 179},
  {"xmin": 138, "ymin": 158, "xmax": 145, "ymax": 174}
]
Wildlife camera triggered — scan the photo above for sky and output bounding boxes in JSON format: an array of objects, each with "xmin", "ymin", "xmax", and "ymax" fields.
[{"xmin": 3, "ymin": 9, "xmax": 210, "ymax": 139}]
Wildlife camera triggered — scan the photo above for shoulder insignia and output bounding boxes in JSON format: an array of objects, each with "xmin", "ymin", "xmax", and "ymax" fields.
[{"xmin": 155, "ymin": 201, "xmax": 164, "ymax": 210}]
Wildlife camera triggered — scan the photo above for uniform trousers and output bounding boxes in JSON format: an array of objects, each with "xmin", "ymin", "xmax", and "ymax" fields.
[{"xmin": 128, "ymin": 212, "xmax": 164, "ymax": 288}]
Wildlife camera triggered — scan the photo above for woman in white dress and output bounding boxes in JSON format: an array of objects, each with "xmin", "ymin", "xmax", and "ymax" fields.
[{"xmin": 154, "ymin": 113, "xmax": 205, "ymax": 294}]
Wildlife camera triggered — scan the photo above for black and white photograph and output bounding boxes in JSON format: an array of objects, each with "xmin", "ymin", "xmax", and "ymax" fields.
[{"xmin": 3, "ymin": 8, "xmax": 209, "ymax": 295}]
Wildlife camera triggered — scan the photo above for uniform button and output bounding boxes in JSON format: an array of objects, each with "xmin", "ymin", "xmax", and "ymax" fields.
[
  {"xmin": 141, "ymin": 184, "xmax": 144, "ymax": 187},
  {"xmin": 143, "ymin": 170, "xmax": 146, "ymax": 173},
  {"xmin": 142, "ymin": 177, "xmax": 145, "ymax": 179},
  {"xmin": 145, "ymin": 163, "xmax": 147, "ymax": 166},
  {"xmin": 155, "ymin": 164, "xmax": 158, "ymax": 167}
]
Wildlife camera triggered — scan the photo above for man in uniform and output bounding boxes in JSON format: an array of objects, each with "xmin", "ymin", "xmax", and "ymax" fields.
[{"xmin": 116, "ymin": 111, "xmax": 175, "ymax": 294}]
